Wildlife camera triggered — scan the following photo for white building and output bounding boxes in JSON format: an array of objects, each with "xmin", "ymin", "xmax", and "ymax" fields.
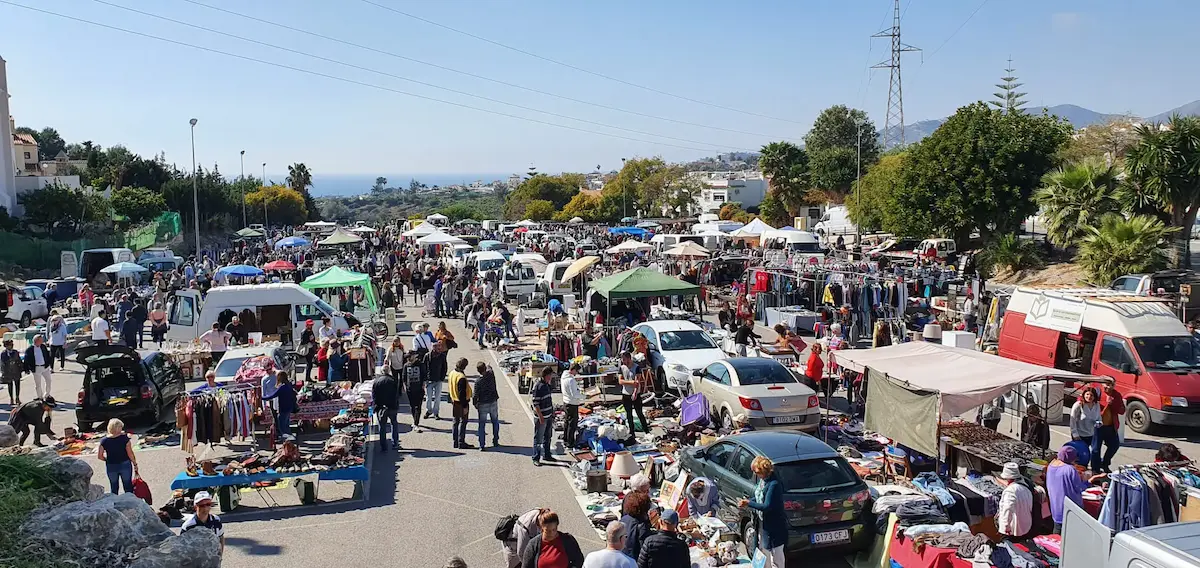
[
  {"xmin": 690, "ymin": 170, "xmax": 768, "ymax": 213},
  {"xmin": 0, "ymin": 56, "xmax": 16, "ymax": 213}
]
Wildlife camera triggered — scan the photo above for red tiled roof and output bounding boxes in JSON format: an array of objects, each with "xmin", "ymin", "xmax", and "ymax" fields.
[{"xmin": 13, "ymin": 133, "xmax": 36, "ymax": 146}]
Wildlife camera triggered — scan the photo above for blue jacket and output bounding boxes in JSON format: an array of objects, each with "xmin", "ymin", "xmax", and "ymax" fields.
[
  {"xmin": 264, "ymin": 381, "xmax": 297, "ymax": 413},
  {"xmin": 748, "ymin": 478, "xmax": 788, "ymax": 550},
  {"xmin": 328, "ymin": 352, "xmax": 349, "ymax": 381}
]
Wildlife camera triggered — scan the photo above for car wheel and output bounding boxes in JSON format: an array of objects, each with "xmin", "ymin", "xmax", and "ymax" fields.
[
  {"xmin": 721, "ymin": 409, "xmax": 734, "ymax": 431},
  {"xmin": 1125, "ymin": 400, "xmax": 1154, "ymax": 434},
  {"xmin": 20, "ymin": 311, "xmax": 31, "ymax": 328},
  {"xmin": 656, "ymin": 369, "xmax": 667, "ymax": 395},
  {"xmin": 741, "ymin": 518, "xmax": 757, "ymax": 552}
]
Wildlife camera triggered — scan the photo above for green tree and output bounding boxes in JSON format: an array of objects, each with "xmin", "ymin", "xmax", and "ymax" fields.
[
  {"xmin": 756, "ymin": 190, "xmax": 789, "ymax": 227},
  {"xmin": 892, "ymin": 102, "xmax": 1072, "ymax": 245},
  {"xmin": 989, "ymin": 62, "xmax": 1027, "ymax": 114},
  {"xmin": 1123, "ymin": 115, "xmax": 1200, "ymax": 267},
  {"xmin": 18, "ymin": 182, "xmax": 108, "ymax": 237},
  {"xmin": 1078, "ymin": 214, "xmax": 1177, "ymax": 284},
  {"xmin": 555, "ymin": 192, "xmax": 604, "ymax": 222},
  {"xmin": 846, "ymin": 152, "xmax": 907, "ymax": 233},
  {"xmin": 505, "ymin": 174, "xmax": 582, "ymax": 219},
  {"xmin": 319, "ymin": 199, "xmax": 352, "ymax": 222},
  {"xmin": 1035, "ymin": 159, "xmax": 1122, "ymax": 248},
  {"xmin": 979, "ymin": 234, "xmax": 1043, "ymax": 277},
  {"xmin": 371, "ymin": 177, "xmax": 388, "ymax": 193},
  {"xmin": 247, "ymin": 185, "xmax": 309, "ymax": 226},
  {"xmin": 110, "ymin": 186, "xmax": 166, "ymax": 224},
  {"xmin": 35, "ymin": 127, "xmax": 66, "ymax": 160},
  {"xmin": 286, "ymin": 163, "xmax": 320, "ymax": 220},
  {"xmin": 440, "ymin": 203, "xmax": 480, "ymax": 222},
  {"xmin": 162, "ymin": 166, "xmax": 239, "ymax": 232},
  {"xmin": 1058, "ymin": 116, "xmax": 1140, "ymax": 165},
  {"xmin": 525, "ymin": 199, "xmax": 556, "ymax": 221},
  {"xmin": 758, "ymin": 142, "xmax": 811, "ymax": 215},
  {"xmin": 803, "ymin": 105, "xmax": 881, "ymax": 202}
]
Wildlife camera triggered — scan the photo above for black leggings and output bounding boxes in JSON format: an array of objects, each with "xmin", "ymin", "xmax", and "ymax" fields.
[
  {"xmin": 563, "ymin": 404, "xmax": 579, "ymax": 450},
  {"xmin": 50, "ymin": 345, "xmax": 66, "ymax": 368},
  {"xmin": 407, "ymin": 386, "xmax": 424, "ymax": 426},
  {"xmin": 6, "ymin": 378, "xmax": 18, "ymax": 402},
  {"xmin": 623, "ymin": 394, "xmax": 647, "ymax": 436}
]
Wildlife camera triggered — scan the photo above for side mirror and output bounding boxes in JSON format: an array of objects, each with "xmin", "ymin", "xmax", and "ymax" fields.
[
  {"xmin": 1120, "ymin": 362, "xmax": 1139, "ymax": 375},
  {"xmin": 692, "ymin": 369, "xmax": 704, "ymax": 377}
]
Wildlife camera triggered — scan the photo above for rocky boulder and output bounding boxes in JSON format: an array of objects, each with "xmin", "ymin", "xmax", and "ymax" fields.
[
  {"xmin": 0, "ymin": 424, "xmax": 17, "ymax": 447},
  {"xmin": 23, "ymin": 493, "xmax": 172, "ymax": 554},
  {"xmin": 128, "ymin": 528, "xmax": 222, "ymax": 568}
]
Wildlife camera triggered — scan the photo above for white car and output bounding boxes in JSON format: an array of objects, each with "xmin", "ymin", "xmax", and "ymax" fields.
[
  {"xmin": 211, "ymin": 345, "xmax": 295, "ymax": 385},
  {"xmin": 6, "ymin": 285, "xmax": 49, "ymax": 327},
  {"xmin": 629, "ymin": 321, "xmax": 725, "ymax": 393},
  {"xmin": 690, "ymin": 357, "xmax": 819, "ymax": 432}
]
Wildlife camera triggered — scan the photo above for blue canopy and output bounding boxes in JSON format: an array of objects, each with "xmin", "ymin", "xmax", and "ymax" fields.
[
  {"xmin": 607, "ymin": 227, "xmax": 650, "ymax": 238},
  {"xmin": 274, "ymin": 236, "xmax": 310, "ymax": 249},
  {"xmin": 779, "ymin": 226, "xmax": 797, "ymax": 231},
  {"xmin": 217, "ymin": 264, "xmax": 265, "ymax": 277},
  {"xmin": 620, "ymin": 216, "xmax": 636, "ymax": 223}
]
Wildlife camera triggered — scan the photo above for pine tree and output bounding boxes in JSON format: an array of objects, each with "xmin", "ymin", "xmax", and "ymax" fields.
[{"xmin": 990, "ymin": 58, "xmax": 1027, "ymax": 114}]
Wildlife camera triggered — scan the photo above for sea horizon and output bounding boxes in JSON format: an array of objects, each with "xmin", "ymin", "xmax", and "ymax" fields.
[{"xmin": 277, "ymin": 173, "xmax": 513, "ymax": 197}]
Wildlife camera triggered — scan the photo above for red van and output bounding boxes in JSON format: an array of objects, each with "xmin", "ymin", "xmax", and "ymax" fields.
[{"xmin": 997, "ymin": 287, "xmax": 1200, "ymax": 433}]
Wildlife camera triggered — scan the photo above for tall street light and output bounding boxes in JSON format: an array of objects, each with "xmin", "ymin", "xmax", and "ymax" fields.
[
  {"xmin": 189, "ymin": 118, "xmax": 200, "ymax": 258},
  {"xmin": 261, "ymin": 162, "xmax": 268, "ymax": 229},
  {"xmin": 239, "ymin": 150, "xmax": 247, "ymax": 228}
]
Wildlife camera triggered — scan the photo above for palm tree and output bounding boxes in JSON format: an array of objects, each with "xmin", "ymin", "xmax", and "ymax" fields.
[
  {"xmin": 758, "ymin": 141, "xmax": 811, "ymax": 215},
  {"xmin": 1077, "ymin": 214, "xmax": 1178, "ymax": 285},
  {"xmin": 286, "ymin": 163, "xmax": 313, "ymax": 194},
  {"xmin": 1035, "ymin": 158, "xmax": 1121, "ymax": 248},
  {"xmin": 1123, "ymin": 115, "xmax": 1200, "ymax": 267},
  {"xmin": 980, "ymin": 233, "xmax": 1043, "ymax": 277}
]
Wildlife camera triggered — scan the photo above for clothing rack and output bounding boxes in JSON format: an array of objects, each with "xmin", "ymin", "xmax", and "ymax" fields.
[
  {"xmin": 1115, "ymin": 459, "xmax": 1194, "ymax": 470},
  {"xmin": 187, "ymin": 383, "xmax": 257, "ymax": 397}
]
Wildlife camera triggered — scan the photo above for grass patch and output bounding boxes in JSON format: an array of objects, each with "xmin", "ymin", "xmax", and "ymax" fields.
[{"xmin": 0, "ymin": 455, "xmax": 75, "ymax": 568}]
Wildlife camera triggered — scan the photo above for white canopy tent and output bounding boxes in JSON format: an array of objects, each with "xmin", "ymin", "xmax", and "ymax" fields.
[
  {"xmin": 425, "ymin": 213, "xmax": 449, "ymax": 222},
  {"xmin": 516, "ymin": 219, "xmax": 539, "ymax": 227},
  {"xmin": 402, "ymin": 223, "xmax": 440, "ymax": 238},
  {"xmin": 416, "ymin": 231, "xmax": 467, "ymax": 246},
  {"xmin": 606, "ymin": 240, "xmax": 653, "ymax": 254},
  {"xmin": 350, "ymin": 226, "xmax": 378, "ymax": 233},
  {"xmin": 568, "ymin": 217, "xmax": 585, "ymax": 224},
  {"xmin": 832, "ymin": 342, "xmax": 1109, "ymax": 457}
]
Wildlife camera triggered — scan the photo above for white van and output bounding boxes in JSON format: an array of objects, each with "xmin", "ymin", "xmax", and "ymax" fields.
[
  {"xmin": 510, "ymin": 253, "xmax": 548, "ymax": 276},
  {"xmin": 811, "ymin": 205, "xmax": 857, "ymax": 238},
  {"xmin": 77, "ymin": 248, "xmax": 135, "ymax": 290},
  {"xmin": 650, "ymin": 234, "xmax": 705, "ymax": 252},
  {"xmin": 470, "ymin": 251, "xmax": 507, "ymax": 276},
  {"xmin": 481, "ymin": 220, "xmax": 501, "ymax": 232},
  {"xmin": 539, "ymin": 260, "xmax": 576, "ymax": 299},
  {"xmin": 500, "ymin": 261, "xmax": 538, "ymax": 300},
  {"xmin": 447, "ymin": 244, "xmax": 475, "ymax": 269},
  {"xmin": 166, "ymin": 283, "xmax": 350, "ymax": 350}
]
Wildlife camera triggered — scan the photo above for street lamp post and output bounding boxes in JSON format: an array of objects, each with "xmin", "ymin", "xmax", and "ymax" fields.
[
  {"xmin": 261, "ymin": 162, "xmax": 267, "ymax": 230},
  {"xmin": 239, "ymin": 150, "xmax": 246, "ymax": 228},
  {"xmin": 189, "ymin": 118, "xmax": 200, "ymax": 258},
  {"xmin": 621, "ymin": 157, "xmax": 627, "ymax": 219}
]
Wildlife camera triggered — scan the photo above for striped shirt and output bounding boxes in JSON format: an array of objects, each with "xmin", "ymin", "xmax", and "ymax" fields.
[
  {"xmin": 531, "ymin": 380, "xmax": 553, "ymax": 416},
  {"xmin": 182, "ymin": 513, "xmax": 224, "ymax": 538}
]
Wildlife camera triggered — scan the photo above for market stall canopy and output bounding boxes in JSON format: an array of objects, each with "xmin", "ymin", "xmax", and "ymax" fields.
[
  {"xmin": 401, "ymin": 223, "xmax": 439, "ymax": 238},
  {"xmin": 516, "ymin": 219, "xmax": 539, "ymax": 227},
  {"xmin": 589, "ymin": 267, "xmax": 700, "ymax": 300},
  {"xmin": 620, "ymin": 216, "xmax": 636, "ymax": 223},
  {"xmin": 559, "ymin": 256, "xmax": 600, "ymax": 283},
  {"xmin": 729, "ymin": 218, "xmax": 774, "ymax": 237},
  {"xmin": 663, "ymin": 241, "xmax": 710, "ymax": 257},
  {"xmin": 455, "ymin": 219, "xmax": 480, "ymax": 226},
  {"xmin": 301, "ymin": 266, "xmax": 378, "ymax": 312},
  {"xmin": 100, "ymin": 262, "xmax": 148, "ymax": 275},
  {"xmin": 235, "ymin": 227, "xmax": 264, "ymax": 238},
  {"xmin": 416, "ymin": 231, "xmax": 467, "ymax": 246},
  {"xmin": 217, "ymin": 264, "xmax": 264, "ymax": 278},
  {"xmin": 608, "ymin": 226, "xmax": 651, "ymax": 238},
  {"xmin": 319, "ymin": 228, "xmax": 364, "ymax": 245},
  {"xmin": 263, "ymin": 260, "xmax": 296, "ymax": 271},
  {"xmin": 636, "ymin": 221, "xmax": 661, "ymax": 228},
  {"xmin": 425, "ymin": 213, "xmax": 448, "ymax": 221},
  {"xmin": 834, "ymin": 342, "xmax": 1110, "ymax": 457},
  {"xmin": 568, "ymin": 217, "xmax": 585, "ymax": 224},
  {"xmin": 606, "ymin": 240, "xmax": 653, "ymax": 254},
  {"xmin": 273, "ymin": 236, "xmax": 309, "ymax": 249},
  {"xmin": 349, "ymin": 226, "xmax": 377, "ymax": 233}
]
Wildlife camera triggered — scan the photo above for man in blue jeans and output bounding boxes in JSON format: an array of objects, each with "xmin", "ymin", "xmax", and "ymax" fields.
[
  {"xmin": 473, "ymin": 362, "xmax": 501, "ymax": 450},
  {"xmin": 531, "ymin": 367, "xmax": 556, "ymax": 466}
]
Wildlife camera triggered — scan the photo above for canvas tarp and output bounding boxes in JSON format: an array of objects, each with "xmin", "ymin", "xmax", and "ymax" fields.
[
  {"xmin": 318, "ymin": 228, "xmax": 363, "ymax": 245},
  {"xmin": 864, "ymin": 368, "xmax": 940, "ymax": 457},
  {"xmin": 301, "ymin": 266, "xmax": 378, "ymax": 312},
  {"xmin": 589, "ymin": 267, "xmax": 700, "ymax": 300}
]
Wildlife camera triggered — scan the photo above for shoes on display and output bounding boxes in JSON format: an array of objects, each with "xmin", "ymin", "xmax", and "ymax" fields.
[{"xmin": 201, "ymin": 461, "xmax": 217, "ymax": 476}]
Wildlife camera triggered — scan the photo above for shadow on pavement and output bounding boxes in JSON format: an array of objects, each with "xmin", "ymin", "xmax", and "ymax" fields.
[{"xmin": 225, "ymin": 536, "xmax": 284, "ymax": 556}]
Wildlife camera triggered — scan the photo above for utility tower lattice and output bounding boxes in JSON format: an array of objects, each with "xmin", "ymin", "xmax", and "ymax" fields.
[{"xmin": 872, "ymin": 0, "xmax": 921, "ymax": 148}]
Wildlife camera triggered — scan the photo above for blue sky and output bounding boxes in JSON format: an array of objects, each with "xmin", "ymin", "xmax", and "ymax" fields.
[{"xmin": 2, "ymin": 0, "xmax": 1195, "ymax": 177}]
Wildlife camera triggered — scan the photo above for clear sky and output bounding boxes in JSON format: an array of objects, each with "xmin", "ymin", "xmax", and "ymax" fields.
[{"xmin": 2, "ymin": 0, "xmax": 1196, "ymax": 177}]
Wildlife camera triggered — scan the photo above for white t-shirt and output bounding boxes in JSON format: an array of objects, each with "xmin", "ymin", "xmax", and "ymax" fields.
[
  {"xmin": 582, "ymin": 549, "xmax": 636, "ymax": 568},
  {"xmin": 91, "ymin": 317, "xmax": 110, "ymax": 341},
  {"xmin": 199, "ymin": 329, "xmax": 230, "ymax": 352}
]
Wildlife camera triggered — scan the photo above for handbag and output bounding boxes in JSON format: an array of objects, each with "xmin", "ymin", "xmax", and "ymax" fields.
[
  {"xmin": 296, "ymin": 343, "xmax": 311, "ymax": 357},
  {"xmin": 131, "ymin": 476, "xmax": 153, "ymax": 505},
  {"xmin": 752, "ymin": 548, "xmax": 766, "ymax": 568}
]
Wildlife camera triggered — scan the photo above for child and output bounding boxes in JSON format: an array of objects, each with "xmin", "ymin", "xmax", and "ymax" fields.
[{"xmin": 404, "ymin": 351, "xmax": 425, "ymax": 433}]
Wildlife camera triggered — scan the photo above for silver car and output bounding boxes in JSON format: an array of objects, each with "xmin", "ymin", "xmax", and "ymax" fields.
[{"xmin": 690, "ymin": 357, "xmax": 819, "ymax": 432}]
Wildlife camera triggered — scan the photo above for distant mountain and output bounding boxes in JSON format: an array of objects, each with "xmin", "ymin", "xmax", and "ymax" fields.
[{"xmin": 879, "ymin": 100, "xmax": 1200, "ymax": 148}]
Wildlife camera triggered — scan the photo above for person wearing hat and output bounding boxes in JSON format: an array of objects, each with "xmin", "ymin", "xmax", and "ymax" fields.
[
  {"xmin": 299, "ymin": 319, "xmax": 318, "ymax": 382},
  {"xmin": 996, "ymin": 462, "xmax": 1034, "ymax": 539},
  {"xmin": 637, "ymin": 509, "xmax": 689, "ymax": 568},
  {"xmin": 181, "ymin": 491, "xmax": 225, "ymax": 554},
  {"xmin": 7, "ymin": 397, "xmax": 57, "ymax": 446},
  {"xmin": 1047, "ymin": 446, "xmax": 1106, "ymax": 534}
]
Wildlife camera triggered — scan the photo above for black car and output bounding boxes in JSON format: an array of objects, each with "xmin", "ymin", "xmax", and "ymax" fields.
[
  {"xmin": 677, "ymin": 431, "xmax": 875, "ymax": 558},
  {"xmin": 75, "ymin": 345, "xmax": 185, "ymax": 432}
]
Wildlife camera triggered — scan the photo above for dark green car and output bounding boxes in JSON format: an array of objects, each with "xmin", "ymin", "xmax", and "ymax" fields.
[{"xmin": 677, "ymin": 430, "xmax": 875, "ymax": 558}]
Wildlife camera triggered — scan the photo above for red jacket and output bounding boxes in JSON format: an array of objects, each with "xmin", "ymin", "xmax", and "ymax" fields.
[
  {"xmin": 1101, "ymin": 390, "xmax": 1126, "ymax": 430},
  {"xmin": 805, "ymin": 351, "xmax": 825, "ymax": 382}
]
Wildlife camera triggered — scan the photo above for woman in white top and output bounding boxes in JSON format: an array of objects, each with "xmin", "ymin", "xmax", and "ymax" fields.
[
  {"xmin": 560, "ymin": 363, "xmax": 586, "ymax": 450},
  {"xmin": 1070, "ymin": 387, "xmax": 1102, "ymax": 444}
]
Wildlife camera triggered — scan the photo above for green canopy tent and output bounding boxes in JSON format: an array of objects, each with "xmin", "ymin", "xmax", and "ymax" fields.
[
  {"xmin": 300, "ymin": 266, "xmax": 379, "ymax": 313},
  {"xmin": 234, "ymin": 227, "xmax": 264, "ymax": 238},
  {"xmin": 588, "ymin": 267, "xmax": 700, "ymax": 323}
]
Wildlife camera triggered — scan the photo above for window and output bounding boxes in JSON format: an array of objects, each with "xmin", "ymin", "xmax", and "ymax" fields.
[
  {"xmin": 23, "ymin": 152, "xmax": 30, "ymax": 160},
  {"xmin": 729, "ymin": 449, "xmax": 757, "ymax": 481},
  {"xmin": 638, "ymin": 328, "xmax": 658, "ymax": 349},
  {"xmin": 1099, "ymin": 336, "xmax": 1131, "ymax": 369},
  {"xmin": 731, "ymin": 359, "xmax": 798, "ymax": 386},
  {"xmin": 659, "ymin": 330, "xmax": 717, "ymax": 351},
  {"xmin": 1111, "ymin": 277, "xmax": 1128, "ymax": 291},
  {"xmin": 296, "ymin": 304, "xmax": 323, "ymax": 320},
  {"xmin": 1123, "ymin": 278, "xmax": 1142, "ymax": 292},
  {"xmin": 169, "ymin": 296, "xmax": 195, "ymax": 326},
  {"xmin": 1133, "ymin": 336, "xmax": 1200, "ymax": 369},
  {"xmin": 713, "ymin": 195, "xmax": 726, "ymax": 203},
  {"xmin": 775, "ymin": 458, "xmax": 860, "ymax": 493},
  {"xmin": 705, "ymin": 442, "xmax": 736, "ymax": 469},
  {"xmin": 704, "ymin": 363, "xmax": 731, "ymax": 386}
]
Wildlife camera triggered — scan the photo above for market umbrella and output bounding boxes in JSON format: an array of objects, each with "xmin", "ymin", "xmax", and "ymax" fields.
[
  {"xmin": 456, "ymin": 219, "xmax": 480, "ymax": 226},
  {"xmin": 100, "ymin": 262, "xmax": 148, "ymax": 276},
  {"xmin": 516, "ymin": 219, "xmax": 539, "ymax": 227},
  {"xmin": 416, "ymin": 231, "xmax": 467, "ymax": 246},
  {"xmin": 235, "ymin": 227, "xmax": 264, "ymax": 238},
  {"xmin": 589, "ymin": 267, "xmax": 700, "ymax": 299},
  {"xmin": 263, "ymin": 260, "xmax": 296, "ymax": 271},
  {"xmin": 274, "ymin": 236, "xmax": 309, "ymax": 249},
  {"xmin": 513, "ymin": 226, "xmax": 529, "ymax": 234},
  {"xmin": 663, "ymin": 241, "xmax": 710, "ymax": 258},
  {"xmin": 426, "ymin": 213, "xmax": 449, "ymax": 222},
  {"xmin": 636, "ymin": 221, "xmax": 660, "ymax": 229},
  {"xmin": 350, "ymin": 226, "xmax": 377, "ymax": 233},
  {"xmin": 559, "ymin": 256, "xmax": 600, "ymax": 283},
  {"xmin": 217, "ymin": 264, "xmax": 265, "ymax": 278},
  {"xmin": 620, "ymin": 216, "xmax": 636, "ymax": 223},
  {"xmin": 402, "ymin": 223, "xmax": 439, "ymax": 238},
  {"xmin": 606, "ymin": 240, "xmax": 653, "ymax": 254},
  {"xmin": 568, "ymin": 217, "xmax": 585, "ymax": 224},
  {"xmin": 319, "ymin": 228, "xmax": 364, "ymax": 245}
]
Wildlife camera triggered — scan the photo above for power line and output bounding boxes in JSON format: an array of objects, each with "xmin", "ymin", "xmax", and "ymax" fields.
[
  {"xmin": 355, "ymin": 0, "xmax": 807, "ymax": 126},
  {"xmin": 0, "ymin": 0, "xmax": 726, "ymax": 154},
  {"xmin": 176, "ymin": 0, "xmax": 799, "ymax": 142},
  {"xmin": 926, "ymin": 0, "xmax": 990, "ymax": 60},
  {"xmin": 86, "ymin": 0, "xmax": 755, "ymax": 152}
]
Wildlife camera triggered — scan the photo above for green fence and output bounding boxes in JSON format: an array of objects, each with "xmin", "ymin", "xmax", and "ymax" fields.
[{"xmin": 0, "ymin": 212, "xmax": 183, "ymax": 272}]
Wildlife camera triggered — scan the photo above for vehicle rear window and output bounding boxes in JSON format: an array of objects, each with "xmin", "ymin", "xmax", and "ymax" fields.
[
  {"xmin": 90, "ymin": 364, "xmax": 139, "ymax": 387},
  {"xmin": 732, "ymin": 359, "xmax": 798, "ymax": 386},
  {"xmin": 214, "ymin": 357, "xmax": 248, "ymax": 378},
  {"xmin": 775, "ymin": 458, "xmax": 860, "ymax": 493}
]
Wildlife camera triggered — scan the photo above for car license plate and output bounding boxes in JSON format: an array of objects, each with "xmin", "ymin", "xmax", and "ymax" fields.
[
  {"xmin": 811, "ymin": 529, "xmax": 850, "ymax": 545},
  {"xmin": 770, "ymin": 415, "xmax": 803, "ymax": 424}
]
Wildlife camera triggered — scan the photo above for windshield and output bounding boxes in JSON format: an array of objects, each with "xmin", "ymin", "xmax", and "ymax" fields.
[
  {"xmin": 1134, "ymin": 336, "xmax": 1200, "ymax": 369},
  {"xmin": 214, "ymin": 357, "xmax": 248, "ymax": 378},
  {"xmin": 314, "ymin": 298, "xmax": 336, "ymax": 316},
  {"xmin": 732, "ymin": 359, "xmax": 799, "ymax": 385},
  {"xmin": 659, "ymin": 330, "xmax": 717, "ymax": 351},
  {"xmin": 479, "ymin": 259, "xmax": 504, "ymax": 271},
  {"xmin": 789, "ymin": 242, "xmax": 822, "ymax": 252},
  {"xmin": 775, "ymin": 458, "xmax": 860, "ymax": 493}
]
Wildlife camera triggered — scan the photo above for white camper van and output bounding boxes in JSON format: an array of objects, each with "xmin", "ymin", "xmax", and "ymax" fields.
[
  {"xmin": 166, "ymin": 283, "xmax": 351, "ymax": 350},
  {"xmin": 811, "ymin": 206, "xmax": 857, "ymax": 238}
]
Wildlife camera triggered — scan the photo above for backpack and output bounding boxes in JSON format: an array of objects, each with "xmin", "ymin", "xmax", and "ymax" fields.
[{"xmin": 494, "ymin": 514, "xmax": 518, "ymax": 541}]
